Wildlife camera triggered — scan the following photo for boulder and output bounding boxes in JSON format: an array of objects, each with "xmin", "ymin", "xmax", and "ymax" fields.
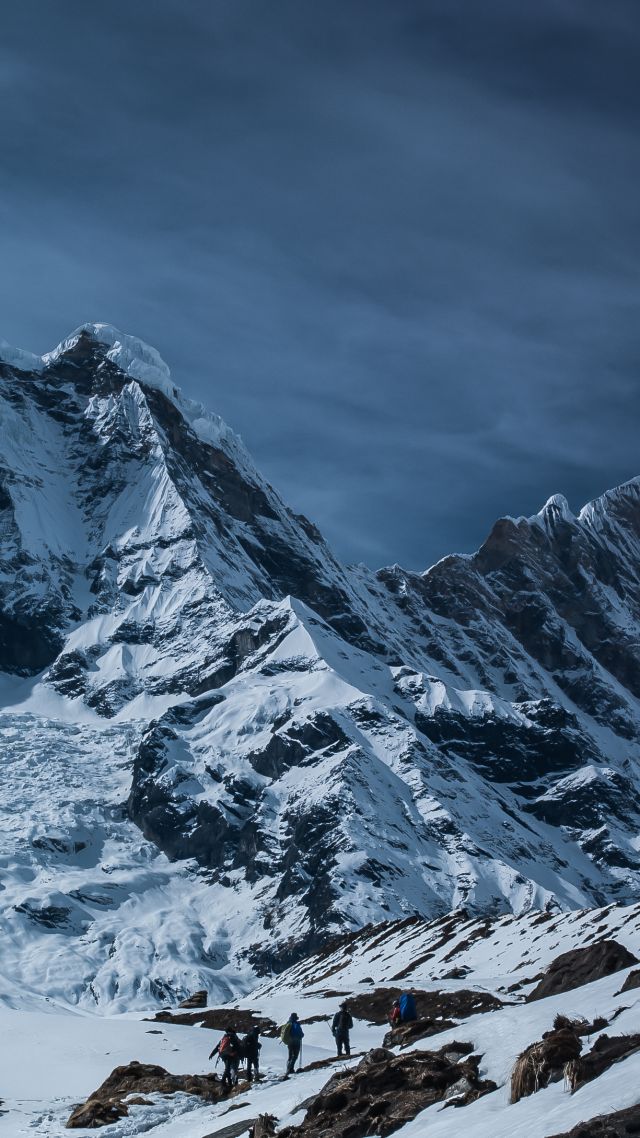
[{"xmin": 178, "ymin": 989, "xmax": 208, "ymax": 1009}]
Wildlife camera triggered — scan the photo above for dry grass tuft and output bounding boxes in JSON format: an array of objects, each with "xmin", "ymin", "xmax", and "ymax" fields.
[
  {"xmin": 563, "ymin": 1058, "xmax": 583, "ymax": 1093},
  {"xmin": 510, "ymin": 1043, "xmax": 546, "ymax": 1104}
]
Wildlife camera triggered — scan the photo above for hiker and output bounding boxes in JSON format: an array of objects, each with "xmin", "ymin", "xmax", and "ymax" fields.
[
  {"xmin": 331, "ymin": 1001, "xmax": 353, "ymax": 1057},
  {"xmin": 209, "ymin": 1027, "xmax": 242, "ymax": 1089},
  {"xmin": 280, "ymin": 1012, "xmax": 304, "ymax": 1075},
  {"xmin": 399, "ymin": 991, "xmax": 417, "ymax": 1022},
  {"xmin": 389, "ymin": 998, "xmax": 401, "ymax": 1027},
  {"xmin": 242, "ymin": 1024, "xmax": 262, "ymax": 1080}
]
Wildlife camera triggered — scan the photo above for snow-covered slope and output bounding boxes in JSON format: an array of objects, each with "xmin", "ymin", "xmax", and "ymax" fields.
[
  {"xmin": 6, "ymin": 902, "xmax": 640, "ymax": 1137},
  {"xmin": 1, "ymin": 323, "xmax": 640, "ymax": 1016}
]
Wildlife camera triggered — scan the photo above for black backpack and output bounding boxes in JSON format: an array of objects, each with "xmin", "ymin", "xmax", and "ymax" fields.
[{"xmin": 337, "ymin": 1008, "xmax": 352, "ymax": 1031}]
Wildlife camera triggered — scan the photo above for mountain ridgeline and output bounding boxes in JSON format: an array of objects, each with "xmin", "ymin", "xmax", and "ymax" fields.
[{"xmin": 1, "ymin": 323, "xmax": 639, "ymax": 1002}]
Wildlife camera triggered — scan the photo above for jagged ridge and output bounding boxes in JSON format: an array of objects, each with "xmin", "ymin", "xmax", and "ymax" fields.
[{"xmin": 1, "ymin": 324, "xmax": 639, "ymax": 1011}]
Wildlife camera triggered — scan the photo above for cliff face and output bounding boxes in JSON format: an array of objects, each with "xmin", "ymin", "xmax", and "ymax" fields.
[{"xmin": 1, "ymin": 323, "xmax": 639, "ymax": 1009}]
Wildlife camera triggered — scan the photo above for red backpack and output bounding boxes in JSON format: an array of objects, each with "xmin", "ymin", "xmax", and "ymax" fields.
[{"xmin": 219, "ymin": 1033, "xmax": 237, "ymax": 1058}]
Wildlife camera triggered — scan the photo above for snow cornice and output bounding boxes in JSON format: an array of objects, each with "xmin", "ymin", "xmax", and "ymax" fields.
[{"xmin": 1, "ymin": 321, "xmax": 260, "ymax": 481}]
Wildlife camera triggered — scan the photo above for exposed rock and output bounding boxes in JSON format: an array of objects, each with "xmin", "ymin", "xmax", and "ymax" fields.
[
  {"xmin": 549, "ymin": 1104, "xmax": 640, "ymax": 1137},
  {"xmin": 249, "ymin": 1117, "xmax": 278, "ymax": 1138},
  {"xmin": 177, "ymin": 989, "xmax": 208, "ymax": 1009},
  {"xmin": 382, "ymin": 1019, "xmax": 457, "ymax": 1048},
  {"xmin": 151, "ymin": 1007, "xmax": 277, "ymax": 1035},
  {"xmin": 527, "ymin": 940, "xmax": 638, "ymax": 1001},
  {"xmin": 617, "ymin": 967, "xmax": 640, "ymax": 993},
  {"xmin": 552, "ymin": 1013, "xmax": 609, "ymax": 1036},
  {"xmin": 278, "ymin": 1042, "xmax": 496, "ymax": 1138},
  {"xmin": 343, "ymin": 985, "xmax": 502, "ymax": 1027},
  {"xmin": 565, "ymin": 1033, "xmax": 640, "ymax": 1092},
  {"xmin": 202, "ymin": 1123, "xmax": 259, "ymax": 1138},
  {"xmin": 301, "ymin": 1054, "xmax": 365, "ymax": 1073},
  {"xmin": 65, "ymin": 1059, "xmax": 231, "ymax": 1129}
]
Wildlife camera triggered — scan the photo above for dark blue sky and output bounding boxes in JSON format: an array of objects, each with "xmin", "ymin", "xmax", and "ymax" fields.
[{"xmin": 1, "ymin": 1, "xmax": 639, "ymax": 568}]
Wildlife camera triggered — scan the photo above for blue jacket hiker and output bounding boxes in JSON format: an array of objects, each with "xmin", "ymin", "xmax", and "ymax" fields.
[
  {"xmin": 280, "ymin": 1011, "xmax": 304, "ymax": 1074},
  {"xmin": 399, "ymin": 991, "xmax": 417, "ymax": 1022}
]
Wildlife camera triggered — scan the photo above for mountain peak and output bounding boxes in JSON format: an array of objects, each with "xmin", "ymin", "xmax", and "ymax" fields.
[
  {"xmin": 43, "ymin": 323, "xmax": 177, "ymax": 402},
  {"xmin": 532, "ymin": 492, "xmax": 575, "ymax": 528},
  {"xmin": 1, "ymin": 321, "xmax": 259, "ymax": 479}
]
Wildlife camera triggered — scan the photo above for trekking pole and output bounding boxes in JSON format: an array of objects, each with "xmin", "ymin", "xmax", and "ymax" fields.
[{"xmin": 298, "ymin": 1042, "xmax": 303, "ymax": 1072}]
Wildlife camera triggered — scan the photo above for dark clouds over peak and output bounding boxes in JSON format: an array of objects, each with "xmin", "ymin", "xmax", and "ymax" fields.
[{"xmin": 1, "ymin": 1, "xmax": 639, "ymax": 568}]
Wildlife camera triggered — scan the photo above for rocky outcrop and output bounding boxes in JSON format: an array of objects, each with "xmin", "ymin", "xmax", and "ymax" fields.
[
  {"xmin": 344, "ymin": 986, "xmax": 502, "ymax": 1029},
  {"xmin": 65, "ymin": 1060, "xmax": 230, "ymax": 1129},
  {"xmin": 618, "ymin": 968, "xmax": 640, "ymax": 993},
  {"xmin": 511, "ymin": 1016, "xmax": 640, "ymax": 1107},
  {"xmin": 177, "ymin": 989, "xmax": 207, "ymax": 1009},
  {"xmin": 278, "ymin": 1042, "xmax": 496, "ymax": 1138},
  {"xmin": 152, "ymin": 1007, "xmax": 277, "ymax": 1035},
  {"xmin": 565, "ymin": 1033, "xmax": 640, "ymax": 1092},
  {"xmin": 527, "ymin": 940, "xmax": 638, "ymax": 1001},
  {"xmin": 549, "ymin": 1104, "xmax": 640, "ymax": 1137}
]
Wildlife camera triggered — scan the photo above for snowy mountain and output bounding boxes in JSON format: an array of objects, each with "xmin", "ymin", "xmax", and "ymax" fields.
[{"xmin": 1, "ymin": 322, "xmax": 640, "ymax": 1014}]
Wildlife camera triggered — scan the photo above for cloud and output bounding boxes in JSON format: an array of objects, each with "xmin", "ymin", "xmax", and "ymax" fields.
[{"xmin": 1, "ymin": 0, "xmax": 638, "ymax": 569}]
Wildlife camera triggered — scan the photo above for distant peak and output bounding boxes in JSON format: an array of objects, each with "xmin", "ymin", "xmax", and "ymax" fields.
[
  {"xmin": 536, "ymin": 493, "xmax": 574, "ymax": 523},
  {"xmin": 0, "ymin": 338, "xmax": 44, "ymax": 373}
]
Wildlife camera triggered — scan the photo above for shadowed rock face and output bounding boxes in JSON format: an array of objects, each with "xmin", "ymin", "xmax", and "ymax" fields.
[
  {"xmin": 3, "ymin": 324, "xmax": 640, "ymax": 978},
  {"xmin": 527, "ymin": 940, "xmax": 638, "ymax": 1002},
  {"xmin": 386, "ymin": 483, "xmax": 640, "ymax": 735}
]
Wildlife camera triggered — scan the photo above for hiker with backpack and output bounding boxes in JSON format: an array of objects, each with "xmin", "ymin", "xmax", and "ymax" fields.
[
  {"xmin": 331, "ymin": 1001, "xmax": 353, "ymax": 1057},
  {"xmin": 209, "ymin": 1027, "xmax": 242, "ymax": 1089},
  {"xmin": 280, "ymin": 1012, "xmax": 304, "ymax": 1075},
  {"xmin": 389, "ymin": 998, "xmax": 401, "ymax": 1027},
  {"xmin": 399, "ymin": 991, "xmax": 417, "ymax": 1022},
  {"xmin": 242, "ymin": 1024, "xmax": 262, "ymax": 1080}
]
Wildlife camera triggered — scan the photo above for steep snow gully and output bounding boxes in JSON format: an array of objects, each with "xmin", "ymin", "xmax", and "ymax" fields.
[{"xmin": 1, "ymin": 323, "xmax": 640, "ymax": 1134}]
